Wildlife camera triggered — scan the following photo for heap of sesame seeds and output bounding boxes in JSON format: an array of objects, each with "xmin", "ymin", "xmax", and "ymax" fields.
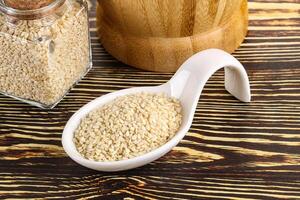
[{"xmin": 73, "ymin": 92, "xmax": 182, "ymax": 162}]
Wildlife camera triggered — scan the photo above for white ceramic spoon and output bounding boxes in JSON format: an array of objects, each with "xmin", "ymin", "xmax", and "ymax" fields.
[{"xmin": 62, "ymin": 49, "xmax": 251, "ymax": 172}]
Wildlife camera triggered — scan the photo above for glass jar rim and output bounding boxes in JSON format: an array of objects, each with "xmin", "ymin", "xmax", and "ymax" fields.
[{"xmin": 0, "ymin": 0, "xmax": 66, "ymax": 19}]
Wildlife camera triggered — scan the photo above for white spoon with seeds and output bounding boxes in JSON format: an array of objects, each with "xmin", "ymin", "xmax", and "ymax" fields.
[{"xmin": 62, "ymin": 49, "xmax": 251, "ymax": 171}]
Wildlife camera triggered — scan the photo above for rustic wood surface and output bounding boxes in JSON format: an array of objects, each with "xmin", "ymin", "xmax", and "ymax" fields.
[
  {"xmin": 97, "ymin": 0, "xmax": 248, "ymax": 72},
  {"xmin": 0, "ymin": 0, "xmax": 300, "ymax": 199}
]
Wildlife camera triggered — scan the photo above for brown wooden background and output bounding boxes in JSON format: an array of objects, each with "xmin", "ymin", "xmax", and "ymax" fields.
[{"xmin": 0, "ymin": 0, "xmax": 300, "ymax": 199}]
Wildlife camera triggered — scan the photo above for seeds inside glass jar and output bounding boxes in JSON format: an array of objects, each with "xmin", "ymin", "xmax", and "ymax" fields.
[
  {"xmin": 73, "ymin": 92, "xmax": 183, "ymax": 162},
  {"xmin": 0, "ymin": 0, "xmax": 91, "ymax": 108}
]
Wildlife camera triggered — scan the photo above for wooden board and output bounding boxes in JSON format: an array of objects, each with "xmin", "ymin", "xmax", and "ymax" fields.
[{"xmin": 0, "ymin": 0, "xmax": 300, "ymax": 199}]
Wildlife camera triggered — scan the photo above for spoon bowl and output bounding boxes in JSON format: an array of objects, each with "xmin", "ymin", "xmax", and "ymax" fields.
[{"xmin": 62, "ymin": 49, "xmax": 251, "ymax": 171}]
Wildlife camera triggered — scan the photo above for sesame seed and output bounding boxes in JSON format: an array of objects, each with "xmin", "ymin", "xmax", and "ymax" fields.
[{"xmin": 73, "ymin": 92, "xmax": 183, "ymax": 162}]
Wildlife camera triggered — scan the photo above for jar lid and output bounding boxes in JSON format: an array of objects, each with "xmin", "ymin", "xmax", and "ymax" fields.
[
  {"xmin": 0, "ymin": 0, "xmax": 66, "ymax": 20},
  {"xmin": 4, "ymin": 0, "xmax": 54, "ymax": 10}
]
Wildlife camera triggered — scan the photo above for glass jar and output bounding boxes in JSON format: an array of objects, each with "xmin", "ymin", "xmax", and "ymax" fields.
[{"xmin": 0, "ymin": 0, "xmax": 92, "ymax": 108}]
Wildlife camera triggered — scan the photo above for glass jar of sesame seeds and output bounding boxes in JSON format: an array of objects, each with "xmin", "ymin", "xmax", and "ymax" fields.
[{"xmin": 0, "ymin": 0, "xmax": 92, "ymax": 109}]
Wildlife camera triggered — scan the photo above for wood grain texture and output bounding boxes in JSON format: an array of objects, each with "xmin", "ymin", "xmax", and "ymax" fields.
[
  {"xmin": 0, "ymin": 0, "xmax": 300, "ymax": 199},
  {"xmin": 96, "ymin": 0, "xmax": 248, "ymax": 72}
]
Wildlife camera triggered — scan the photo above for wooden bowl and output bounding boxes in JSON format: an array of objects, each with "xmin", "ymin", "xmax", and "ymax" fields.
[{"xmin": 96, "ymin": 0, "xmax": 248, "ymax": 72}]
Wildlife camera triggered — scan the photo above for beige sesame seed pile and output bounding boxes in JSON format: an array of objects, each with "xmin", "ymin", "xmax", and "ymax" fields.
[
  {"xmin": 73, "ymin": 92, "xmax": 183, "ymax": 162},
  {"xmin": 0, "ymin": 0, "xmax": 90, "ymax": 107}
]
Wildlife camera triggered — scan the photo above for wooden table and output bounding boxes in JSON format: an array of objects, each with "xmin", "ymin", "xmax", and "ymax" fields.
[{"xmin": 0, "ymin": 0, "xmax": 299, "ymax": 199}]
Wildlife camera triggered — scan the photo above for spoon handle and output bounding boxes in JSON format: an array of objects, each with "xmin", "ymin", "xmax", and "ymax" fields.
[{"xmin": 167, "ymin": 48, "xmax": 251, "ymax": 118}]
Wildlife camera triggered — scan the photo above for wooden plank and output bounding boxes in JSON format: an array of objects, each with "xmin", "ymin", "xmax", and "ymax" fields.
[{"xmin": 0, "ymin": 0, "xmax": 299, "ymax": 199}]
